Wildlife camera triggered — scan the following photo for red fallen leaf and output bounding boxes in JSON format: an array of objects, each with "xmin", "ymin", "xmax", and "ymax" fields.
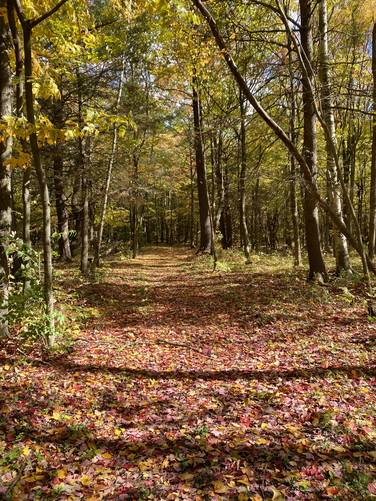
[
  {"xmin": 368, "ymin": 482, "xmax": 376, "ymax": 495},
  {"xmin": 326, "ymin": 486, "xmax": 339, "ymax": 497},
  {"xmin": 240, "ymin": 415, "xmax": 252, "ymax": 426},
  {"xmin": 302, "ymin": 465, "xmax": 324, "ymax": 480}
]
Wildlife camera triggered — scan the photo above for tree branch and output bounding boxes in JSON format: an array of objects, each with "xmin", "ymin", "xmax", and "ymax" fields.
[{"xmin": 30, "ymin": 0, "xmax": 69, "ymax": 28}]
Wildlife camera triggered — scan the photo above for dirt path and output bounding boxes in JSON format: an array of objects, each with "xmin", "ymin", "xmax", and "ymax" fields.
[{"xmin": 0, "ymin": 247, "xmax": 375, "ymax": 499}]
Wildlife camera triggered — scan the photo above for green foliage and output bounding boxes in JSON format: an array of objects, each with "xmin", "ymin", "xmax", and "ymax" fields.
[{"xmin": 6, "ymin": 236, "xmax": 68, "ymax": 347}]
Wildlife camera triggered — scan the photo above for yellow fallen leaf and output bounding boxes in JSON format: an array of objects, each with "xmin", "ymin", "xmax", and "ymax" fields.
[
  {"xmin": 101, "ymin": 452, "xmax": 112, "ymax": 459},
  {"xmin": 56, "ymin": 469, "xmax": 67, "ymax": 479},
  {"xmin": 22, "ymin": 446, "xmax": 31, "ymax": 456},
  {"xmin": 80, "ymin": 475, "xmax": 91, "ymax": 486},
  {"xmin": 181, "ymin": 472, "xmax": 194, "ymax": 480},
  {"xmin": 251, "ymin": 495, "xmax": 263, "ymax": 501},
  {"xmin": 256, "ymin": 438, "xmax": 269, "ymax": 445},
  {"xmin": 271, "ymin": 487, "xmax": 285, "ymax": 500},
  {"xmin": 238, "ymin": 493, "xmax": 249, "ymax": 501},
  {"xmin": 213, "ymin": 480, "xmax": 229, "ymax": 493},
  {"xmin": 114, "ymin": 428, "xmax": 122, "ymax": 437},
  {"xmin": 52, "ymin": 410, "xmax": 61, "ymax": 420},
  {"xmin": 332, "ymin": 445, "xmax": 346, "ymax": 453},
  {"xmin": 25, "ymin": 474, "xmax": 44, "ymax": 483},
  {"xmin": 261, "ymin": 422, "xmax": 269, "ymax": 430},
  {"xmin": 238, "ymin": 475, "xmax": 251, "ymax": 486}
]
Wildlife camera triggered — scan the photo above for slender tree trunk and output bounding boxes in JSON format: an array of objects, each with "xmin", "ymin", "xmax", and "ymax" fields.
[
  {"xmin": 76, "ymin": 71, "xmax": 90, "ymax": 275},
  {"xmin": 131, "ymin": 204, "xmax": 139, "ymax": 258},
  {"xmin": 53, "ymin": 104, "xmax": 71, "ymax": 261},
  {"xmin": 80, "ymin": 168, "xmax": 89, "ymax": 274},
  {"xmin": 369, "ymin": 22, "xmax": 376, "ymax": 259},
  {"xmin": 8, "ymin": 2, "xmax": 32, "ymax": 291},
  {"xmin": 95, "ymin": 57, "xmax": 125, "ymax": 266},
  {"xmin": 239, "ymin": 92, "xmax": 251, "ymax": 262},
  {"xmin": 213, "ymin": 132, "xmax": 224, "ymax": 231},
  {"xmin": 189, "ymin": 146, "xmax": 195, "ymax": 248},
  {"xmin": 78, "ymin": 135, "xmax": 89, "ymax": 275},
  {"xmin": 222, "ymin": 162, "xmax": 233, "ymax": 248},
  {"xmin": 299, "ymin": 0, "xmax": 327, "ymax": 281},
  {"xmin": 8, "ymin": 2, "xmax": 20, "ymax": 238},
  {"xmin": 131, "ymin": 153, "xmax": 140, "ymax": 258},
  {"xmin": 22, "ymin": 23, "xmax": 55, "ymax": 343},
  {"xmin": 287, "ymin": 40, "xmax": 302, "ymax": 266},
  {"xmin": 0, "ymin": 5, "xmax": 13, "ymax": 337},
  {"xmin": 318, "ymin": 0, "xmax": 350, "ymax": 274},
  {"xmin": 71, "ymin": 167, "xmax": 81, "ymax": 244},
  {"xmin": 192, "ymin": 75, "xmax": 212, "ymax": 252}
]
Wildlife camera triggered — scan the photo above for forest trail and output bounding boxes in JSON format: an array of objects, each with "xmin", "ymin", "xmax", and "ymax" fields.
[{"xmin": 1, "ymin": 247, "xmax": 375, "ymax": 499}]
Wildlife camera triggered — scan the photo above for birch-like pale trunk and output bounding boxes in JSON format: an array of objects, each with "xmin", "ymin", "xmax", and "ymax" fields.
[
  {"xmin": 318, "ymin": 0, "xmax": 351, "ymax": 274},
  {"xmin": 0, "ymin": 3, "xmax": 13, "ymax": 337},
  {"xmin": 369, "ymin": 23, "xmax": 376, "ymax": 259},
  {"xmin": 95, "ymin": 57, "xmax": 126, "ymax": 266}
]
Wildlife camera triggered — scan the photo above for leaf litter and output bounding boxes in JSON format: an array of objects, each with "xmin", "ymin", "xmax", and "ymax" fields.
[{"xmin": 0, "ymin": 248, "xmax": 375, "ymax": 500}]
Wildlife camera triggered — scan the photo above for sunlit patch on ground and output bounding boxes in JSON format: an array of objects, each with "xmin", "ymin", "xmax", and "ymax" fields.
[{"xmin": 0, "ymin": 247, "xmax": 375, "ymax": 500}]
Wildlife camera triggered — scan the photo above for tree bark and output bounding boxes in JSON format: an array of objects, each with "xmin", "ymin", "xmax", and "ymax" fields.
[
  {"xmin": 8, "ymin": 1, "xmax": 31, "ymax": 291},
  {"xmin": 192, "ymin": 75, "xmax": 212, "ymax": 252},
  {"xmin": 369, "ymin": 22, "xmax": 376, "ymax": 259},
  {"xmin": 53, "ymin": 103, "xmax": 71, "ymax": 261},
  {"xmin": 0, "ymin": 4, "xmax": 13, "ymax": 337},
  {"xmin": 239, "ymin": 92, "xmax": 251, "ymax": 262},
  {"xmin": 22, "ymin": 21, "xmax": 55, "ymax": 343},
  {"xmin": 80, "ymin": 168, "xmax": 89, "ymax": 274},
  {"xmin": 189, "ymin": 145, "xmax": 195, "ymax": 248},
  {"xmin": 287, "ymin": 44, "xmax": 302, "ymax": 266},
  {"xmin": 299, "ymin": 0, "xmax": 327, "ymax": 280},
  {"xmin": 318, "ymin": 0, "xmax": 350, "ymax": 274},
  {"xmin": 130, "ymin": 151, "xmax": 140, "ymax": 259},
  {"xmin": 94, "ymin": 57, "xmax": 126, "ymax": 267}
]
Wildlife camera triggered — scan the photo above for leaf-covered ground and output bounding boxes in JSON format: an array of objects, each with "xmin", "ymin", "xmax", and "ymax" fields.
[{"xmin": 1, "ymin": 247, "xmax": 375, "ymax": 500}]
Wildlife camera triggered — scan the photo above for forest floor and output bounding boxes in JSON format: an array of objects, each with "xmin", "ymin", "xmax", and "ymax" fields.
[{"xmin": 0, "ymin": 246, "xmax": 375, "ymax": 500}]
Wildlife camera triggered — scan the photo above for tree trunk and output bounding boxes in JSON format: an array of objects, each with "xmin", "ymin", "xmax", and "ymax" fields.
[
  {"xmin": 8, "ymin": 1, "xmax": 31, "ymax": 290},
  {"xmin": 95, "ymin": 57, "xmax": 125, "ymax": 266},
  {"xmin": 239, "ymin": 92, "xmax": 251, "ymax": 262},
  {"xmin": 53, "ymin": 104, "xmax": 71, "ymax": 261},
  {"xmin": 80, "ymin": 168, "xmax": 89, "ymax": 275},
  {"xmin": 287, "ymin": 39, "xmax": 302, "ymax": 266},
  {"xmin": 189, "ymin": 146, "xmax": 195, "ymax": 248},
  {"xmin": 213, "ymin": 132, "xmax": 224, "ymax": 231},
  {"xmin": 222, "ymin": 161, "xmax": 233, "ymax": 248},
  {"xmin": 318, "ymin": 0, "xmax": 350, "ymax": 274},
  {"xmin": 76, "ymin": 71, "xmax": 90, "ymax": 275},
  {"xmin": 131, "ymin": 204, "xmax": 139, "ymax": 258},
  {"xmin": 23, "ymin": 23, "xmax": 55, "ymax": 344},
  {"xmin": 369, "ymin": 22, "xmax": 376, "ymax": 259},
  {"xmin": 131, "ymin": 152, "xmax": 140, "ymax": 258},
  {"xmin": 299, "ymin": 0, "xmax": 327, "ymax": 281},
  {"xmin": 71, "ymin": 167, "xmax": 81, "ymax": 245},
  {"xmin": 192, "ymin": 75, "xmax": 212, "ymax": 253},
  {"xmin": 0, "ymin": 6, "xmax": 13, "ymax": 337}
]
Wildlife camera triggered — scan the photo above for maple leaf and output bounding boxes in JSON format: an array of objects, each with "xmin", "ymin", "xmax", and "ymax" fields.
[{"xmin": 80, "ymin": 475, "xmax": 91, "ymax": 486}]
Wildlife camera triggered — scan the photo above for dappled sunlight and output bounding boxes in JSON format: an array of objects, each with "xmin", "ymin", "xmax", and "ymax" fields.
[{"xmin": 1, "ymin": 248, "xmax": 375, "ymax": 499}]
